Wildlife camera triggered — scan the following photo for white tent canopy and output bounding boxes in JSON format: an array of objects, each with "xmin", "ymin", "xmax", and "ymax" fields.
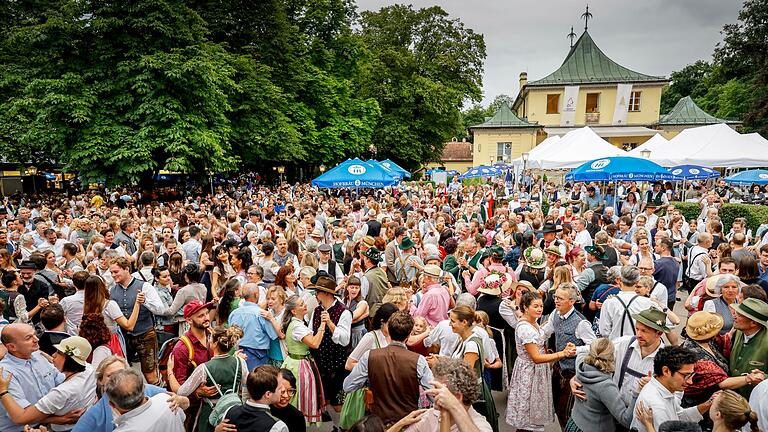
[
  {"xmin": 510, "ymin": 136, "xmax": 561, "ymax": 168},
  {"xmin": 627, "ymin": 134, "xmax": 678, "ymax": 167},
  {"xmin": 536, "ymin": 126, "xmax": 627, "ymax": 169},
  {"xmin": 658, "ymin": 124, "xmax": 768, "ymax": 168}
]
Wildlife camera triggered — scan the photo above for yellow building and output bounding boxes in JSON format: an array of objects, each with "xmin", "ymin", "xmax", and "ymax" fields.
[
  {"xmin": 656, "ymin": 96, "xmax": 741, "ymax": 139},
  {"xmin": 512, "ymin": 31, "xmax": 669, "ymax": 150},
  {"xmin": 468, "ymin": 103, "xmax": 543, "ymax": 166}
]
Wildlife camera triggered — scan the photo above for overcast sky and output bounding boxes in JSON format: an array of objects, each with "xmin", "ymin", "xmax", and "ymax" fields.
[{"xmin": 356, "ymin": 0, "xmax": 744, "ymax": 106}]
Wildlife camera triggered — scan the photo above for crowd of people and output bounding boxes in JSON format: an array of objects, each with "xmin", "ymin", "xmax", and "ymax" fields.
[{"xmin": 0, "ymin": 175, "xmax": 766, "ymax": 432}]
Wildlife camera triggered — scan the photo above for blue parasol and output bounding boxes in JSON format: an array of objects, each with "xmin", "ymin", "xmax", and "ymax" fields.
[
  {"xmin": 379, "ymin": 159, "xmax": 411, "ymax": 178},
  {"xmin": 565, "ymin": 156, "xmax": 672, "ymax": 182},
  {"xmin": 667, "ymin": 165, "xmax": 719, "ymax": 181},
  {"xmin": 312, "ymin": 158, "xmax": 400, "ymax": 188},
  {"xmin": 459, "ymin": 165, "xmax": 502, "ymax": 179},
  {"xmin": 724, "ymin": 169, "xmax": 768, "ymax": 185}
]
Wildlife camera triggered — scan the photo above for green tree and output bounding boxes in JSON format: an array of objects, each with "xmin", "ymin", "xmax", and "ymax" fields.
[
  {"xmin": 458, "ymin": 103, "xmax": 493, "ymax": 142},
  {"xmin": 0, "ymin": 0, "xmax": 241, "ymax": 185},
  {"xmin": 660, "ymin": 61, "xmax": 713, "ymax": 113},
  {"xmin": 488, "ymin": 94, "xmax": 514, "ymax": 112},
  {"xmin": 193, "ymin": 0, "xmax": 380, "ymax": 168},
  {"xmin": 357, "ymin": 5, "xmax": 486, "ymax": 170},
  {"xmin": 714, "ymin": 0, "xmax": 768, "ymax": 135}
]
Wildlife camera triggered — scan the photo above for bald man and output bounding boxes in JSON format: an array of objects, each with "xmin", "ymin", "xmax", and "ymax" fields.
[{"xmin": 0, "ymin": 323, "xmax": 80, "ymax": 431}]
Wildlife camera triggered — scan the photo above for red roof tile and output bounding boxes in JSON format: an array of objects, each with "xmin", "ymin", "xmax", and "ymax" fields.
[{"xmin": 441, "ymin": 141, "xmax": 472, "ymax": 161}]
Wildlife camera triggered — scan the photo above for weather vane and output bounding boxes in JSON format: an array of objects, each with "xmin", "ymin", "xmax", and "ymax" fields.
[
  {"xmin": 567, "ymin": 26, "xmax": 577, "ymax": 47},
  {"xmin": 581, "ymin": 4, "xmax": 592, "ymax": 31}
]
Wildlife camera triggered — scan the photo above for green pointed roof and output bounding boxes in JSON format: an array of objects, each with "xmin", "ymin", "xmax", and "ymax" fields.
[
  {"xmin": 470, "ymin": 103, "xmax": 539, "ymax": 129},
  {"xmin": 657, "ymin": 96, "xmax": 741, "ymax": 125},
  {"xmin": 526, "ymin": 31, "xmax": 667, "ymax": 87}
]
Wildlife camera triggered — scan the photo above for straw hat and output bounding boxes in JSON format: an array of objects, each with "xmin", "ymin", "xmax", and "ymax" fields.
[{"xmin": 685, "ymin": 311, "xmax": 724, "ymax": 341}]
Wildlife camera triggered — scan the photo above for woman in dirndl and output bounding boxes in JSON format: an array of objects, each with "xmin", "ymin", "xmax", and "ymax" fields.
[
  {"xmin": 280, "ymin": 295, "xmax": 326, "ymax": 425},
  {"xmin": 82, "ymin": 274, "xmax": 141, "ymax": 357}
]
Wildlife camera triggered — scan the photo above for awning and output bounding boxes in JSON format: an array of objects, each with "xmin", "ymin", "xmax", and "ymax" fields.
[{"xmin": 544, "ymin": 126, "xmax": 659, "ymax": 138}]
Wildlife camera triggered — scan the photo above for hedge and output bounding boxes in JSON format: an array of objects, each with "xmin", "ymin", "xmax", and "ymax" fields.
[{"xmin": 672, "ymin": 201, "xmax": 768, "ymax": 233}]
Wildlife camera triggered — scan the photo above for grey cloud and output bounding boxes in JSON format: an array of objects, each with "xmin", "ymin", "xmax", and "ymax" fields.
[{"xmin": 355, "ymin": 0, "xmax": 743, "ymax": 105}]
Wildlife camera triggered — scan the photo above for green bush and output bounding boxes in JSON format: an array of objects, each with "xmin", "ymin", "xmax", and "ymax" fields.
[
  {"xmin": 671, "ymin": 201, "xmax": 768, "ymax": 232},
  {"xmin": 462, "ymin": 177, "xmax": 485, "ymax": 186}
]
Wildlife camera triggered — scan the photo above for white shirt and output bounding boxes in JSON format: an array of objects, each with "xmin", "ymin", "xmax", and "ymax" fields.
[
  {"xmin": 59, "ymin": 290, "xmax": 85, "ymax": 335},
  {"xmin": 650, "ymin": 282, "xmax": 669, "ymax": 307},
  {"xmin": 574, "ymin": 229, "xmax": 593, "ymax": 248},
  {"xmin": 113, "ymin": 393, "xmax": 186, "ymax": 432},
  {"xmin": 574, "ymin": 336, "xmax": 664, "ymax": 406},
  {"xmin": 599, "ymin": 291, "xmax": 658, "ymax": 341},
  {"xmin": 749, "ymin": 379, "xmax": 768, "ymax": 432},
  {"xmin": 630, "ymin": 378, "xmax": 702, "ymax": 432},
  {"xmin": 688, "ymin": 245, "xmax": 710, "ymax": 281},
  {"xmin": 34, "ymin": 365, "xmax": 97, "ymax": 431},
  {"xmin": 424, "ymin": 320, "xmax": 495, "ymax": 362},
  {"xmin": 131, "ymin": 267, "xmax": 155, "ymax": 285},
  {"xmin": 318, "ymin": 260, "xmax": 343, "ymax": 285}
]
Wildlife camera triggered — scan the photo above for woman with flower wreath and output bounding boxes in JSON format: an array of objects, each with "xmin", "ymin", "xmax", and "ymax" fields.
[
  {"xmin": 464, "ymin": 245, "xmax": 517, "ymax": 297},
  {"xmin": 475, "ymin": 253, "xmax": 516, "ymax": 392}
]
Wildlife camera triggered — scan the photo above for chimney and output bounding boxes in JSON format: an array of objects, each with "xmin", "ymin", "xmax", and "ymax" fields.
[{"xmin": 519, "ymin": 72, "xmax": 528, "ymax": 91}]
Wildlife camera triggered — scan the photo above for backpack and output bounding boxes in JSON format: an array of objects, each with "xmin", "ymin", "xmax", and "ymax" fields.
[
  {"xmin": 206, "ymin": 356, "xmax": 243, "ymax": 426},
  {"xmin": 158, "ymin": 335, "xmax": 195, "ymax": 389}
]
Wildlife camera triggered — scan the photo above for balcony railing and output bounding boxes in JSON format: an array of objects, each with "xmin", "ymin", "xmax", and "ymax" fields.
[{"xmin": 585, "ymin": 112, "xmax": 600, "ymax": 124}]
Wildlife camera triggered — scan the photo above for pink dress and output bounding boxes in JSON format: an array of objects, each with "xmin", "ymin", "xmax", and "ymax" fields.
[{"xmin": 505, "ymin": 320, "xmax": 555, "ymax": 431}]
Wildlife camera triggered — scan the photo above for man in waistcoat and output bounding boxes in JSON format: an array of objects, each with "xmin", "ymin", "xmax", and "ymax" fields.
[
  {"xmin": 343, "ymin": 311, "xmax": 433, "ymax": 427},
  {"xmin": 317, "ymin": 244, "xmax": 343, "ymax": 285},
  {"xmin": 545, "ymin": 283, "xmax": 596, "ymax": 428},
  {"xmin": 308, "ymin": 275, "xmax": 352, "ymax": 418},
  {"xmin": 109, "ymin": 257, "xmax": 166, "ymax": 385},
  {"xmin": 730, "ymin": 298, "xmax": 768, "ymax": 398},
  {"xmin": 222, "ymin": 365, "xmax": 288, "ymax": 432},
  {"xmin": 641, "ymin": 181, "xmax": 669, "ymax": 213}
]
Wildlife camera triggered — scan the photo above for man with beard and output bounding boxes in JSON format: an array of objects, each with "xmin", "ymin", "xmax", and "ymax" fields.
[
  {"xmin": 169, "ymin": 301, "xmax": 215, "ymax": 391},
  {"xmin": 71, "ymin": 355, "xmax": 189, "ymax": 432},
  {"xmin": 18, "ymin": 260, "xmax": 50, "ymax": 326}
]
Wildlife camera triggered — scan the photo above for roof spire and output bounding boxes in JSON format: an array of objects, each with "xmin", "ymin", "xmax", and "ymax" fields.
[
  {"xmin": 567, "ymin": 26, "xmax": 577, "ymax": 48},
  {"xmin": 581, "ymin": 4, "xmax": 592, "ymax": 31}
]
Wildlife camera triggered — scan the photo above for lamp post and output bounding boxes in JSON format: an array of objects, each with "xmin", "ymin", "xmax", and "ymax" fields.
[
  {"xmin": 27, "ymin": 166, "xmax": 38, "ymax": 193},
  {"xmin": 319, "ymin": 164, "xmax": 326, "ymax": 174},
  {"xmin": 206, "ymin": 169, "xmax": 214, "ymax": 197},
  {"xmin": 277, "ymin": 165, "xmax": 285, "ymax": 184},
  {"xmin": 521, "ymin": 152, "xmax": 529, "ymax": 192},
  {"xmin": 640, "ymin": 149, "xmax": 651, "ymax": 159}
]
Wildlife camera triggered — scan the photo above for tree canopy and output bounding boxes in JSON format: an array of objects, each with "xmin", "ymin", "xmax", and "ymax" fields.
[
  {"xmin": 0, "ymin": 0, "xmax": 484, "ymax": 184},
  {"xmin": 661, "ymin": 0, "xmax": 768, "ymax": 135}
]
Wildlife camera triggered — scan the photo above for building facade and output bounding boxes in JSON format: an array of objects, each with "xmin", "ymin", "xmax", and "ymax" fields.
[{"xmin": 512, "ymin": 31, "xmax": 668, "ymax": 150}]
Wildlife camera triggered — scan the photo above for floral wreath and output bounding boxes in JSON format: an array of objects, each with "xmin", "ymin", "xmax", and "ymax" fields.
[{"xmin": 481, "ymin": 270, "xmax": 508, "ymax": 291}]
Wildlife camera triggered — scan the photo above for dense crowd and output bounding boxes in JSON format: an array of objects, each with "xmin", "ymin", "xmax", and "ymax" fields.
[{"xmin": 0, "ymin": 176, "xmax": 766, "ymax": 432}]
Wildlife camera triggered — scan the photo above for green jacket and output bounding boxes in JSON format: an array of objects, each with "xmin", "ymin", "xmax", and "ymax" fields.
[{"xmin": 730, "ymin": 327, "xmax": 768, "ymax": 398}]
